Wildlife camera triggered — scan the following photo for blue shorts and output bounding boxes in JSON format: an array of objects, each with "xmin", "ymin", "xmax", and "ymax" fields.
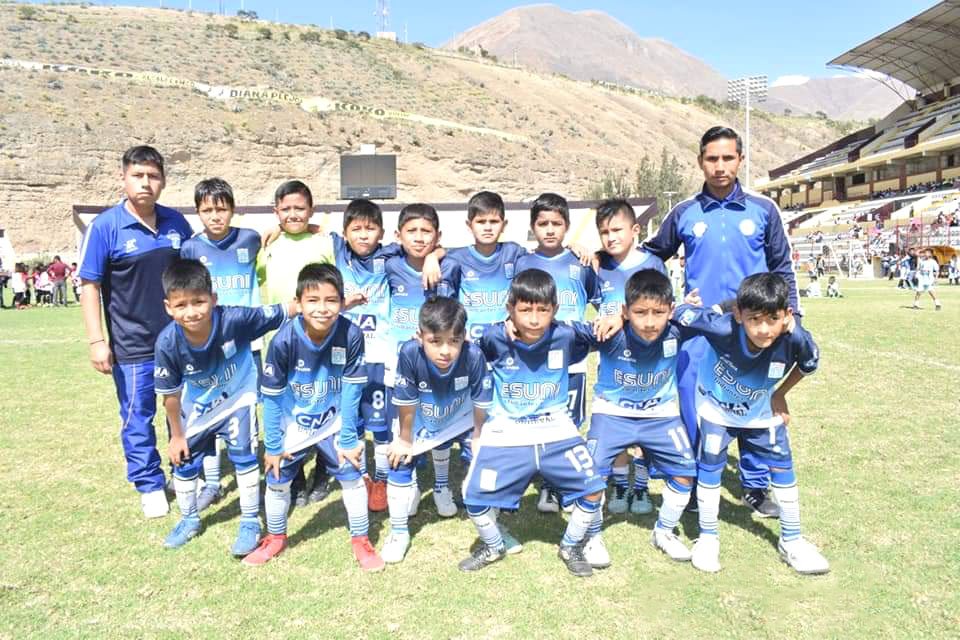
[
  {"xmin": 586, "ymin": 413, "xmax": 696, "ymax": 479},
  {"xmin": 174, "ymin": 405, "xmax": 258, "ymax": 478},
  {"xmin": 361, "ymin": 363, "xmax": 393, "ymax": 435},
  {"xmin": 698, "ymin": 418, "xmax": 793, "ymax": 472},
  {"xmin": 463, "ymin": 436, "xmax": 607, "ymax": 509},
  {"xmin": 388, "ymin": 426, "xmax": 472, "ymax": 484},
  {"xmin": 567, "ymin": 372, "xmax": 586, "ymax": 427},
  {"xmin": 266, "ymin": 431, "xmax": 366, "ymax": 486}
]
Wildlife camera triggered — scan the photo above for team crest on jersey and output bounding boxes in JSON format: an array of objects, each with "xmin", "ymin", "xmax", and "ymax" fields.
[
  {"xmin": 374, "ymin": 258, "xmax": 385, "ymax": 274},
  {"xmin": 454, "ymin": 376, "xmax": 468, "ymax": 391},
  {"xmin": 548, "ymin": 349, "xmax": 564, "ymax": 370},
  {"xmin": 154, "ymin": 366, "xmax": 169, "ymax": 378},
  {"xmin": 222, "ymin": 340, "xmax": 236, "ymax": 359},
  {"xmin": 693, "ymin": 221, "xmax": 708, "ymax": 238},
  {"xmin": 124, "ymin": 238, "xmax": 138, "ymax": 254},
  {"xmin": 663, "ymin": 338, "xmax": 678, "ymax": 358},
  {"xmin": 166, "ymin": 231, "xmax": 181, "ymax": 250},
  {"xmin": 198, "ymin": 255, "xmax": 210, "ymax": 266},
  {"xmin": 236, "ymin": 248, "xmax": 250, "ymax": 264},
  {"xmin": 768, "ymin": 361, "xmax": 785, "ymax": 379},
  {"xmin": 678, "ymin": 309, "xmax": 697, "ymax": 326},
  {"xmin": 332, "ymin": 347, "xmax": 346, "ymax": 365},
  {"xmin": 739, "ymin": 219, "xmax": 757, "ymax": 236},
  {"xmin": 418, "ymin": 381, "xmax": 428, "ymax": 390},
  {"xmin": 504, "ymin": 263, "xmax": 514, "ymax": 278},
  {"xmin": 568, "ymin": 264, "xmax": 581, "ymax": 279}
]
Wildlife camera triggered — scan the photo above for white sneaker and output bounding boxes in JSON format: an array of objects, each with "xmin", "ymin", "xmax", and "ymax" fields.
[
  {"xmin": 778, "ymin": 537, "xmax": 830, "ymax": 575},
  {"xmin": 583, "ymin": 534, "xmax": 611, "ymax": 568},
  {"xmin": 381, "ymin": 532, "xmax": 411, "ymax": 564},
  {"xmin": 141, "ymin": 489, "xmax": 169, "ymax": 519},
  {"xmin": 432, "ymin": 487, "xmax": 458, "ymax": 517},
  {"xmin": 407, "ymin": 484, "xmax": 421, "ymax": 517},
  {"xmin": 691, "ymin": 536, "xmax": 721, "ymax": 573},
  {"xmin": 537, "ymin": 487, "xmax": 560, "ymax": 513},
  {"xmin": 651, "ymin": 528, "xmax": 692, "ymax": 561}
]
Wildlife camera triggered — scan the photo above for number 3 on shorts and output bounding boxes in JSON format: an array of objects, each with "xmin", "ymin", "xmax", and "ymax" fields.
[{"xmin": 564, "ymin": 444, "xmax": 594, "ymax": 473}]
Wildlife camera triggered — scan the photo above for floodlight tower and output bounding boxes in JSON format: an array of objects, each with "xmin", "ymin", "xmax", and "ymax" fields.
[
  {"xmin": 726, "ymin": 75, "xmax": 768, "ymax": 189},
  {"xmin": 376, "ymin": 0, "xmax": 390, "ymax": 33}
]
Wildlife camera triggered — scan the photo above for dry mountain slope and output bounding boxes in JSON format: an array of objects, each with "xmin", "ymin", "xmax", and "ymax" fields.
[
  {"xmin": 0, "ymin": 3, "xmax": 841, "ymax": 253},
  {"xmin": 444, "ymin": 4, "xmax": 727, "ymax": 99},
  {"xmin": 764, "ymin": 76, "xmax": 909, "ymax": 122}
]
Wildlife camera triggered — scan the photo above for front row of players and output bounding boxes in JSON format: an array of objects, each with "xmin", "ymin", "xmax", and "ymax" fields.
[{"xmin": 156, "ymin": 258, "xmax": 829, "ymax": 576}]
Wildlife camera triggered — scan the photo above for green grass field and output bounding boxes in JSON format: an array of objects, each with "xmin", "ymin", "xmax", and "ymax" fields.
[{"xmin": 1, "ymin": 279, "xmax": 958, "ymax": 639}]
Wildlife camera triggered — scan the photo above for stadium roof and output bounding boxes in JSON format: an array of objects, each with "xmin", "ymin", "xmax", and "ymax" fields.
[{"xmin": 829, "ymin": 1, "xmax": 960, "ymax": 94}]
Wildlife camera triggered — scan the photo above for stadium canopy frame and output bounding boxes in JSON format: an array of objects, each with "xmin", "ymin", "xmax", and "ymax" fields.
[{"xmin": 829, "ymin": 0, "xmax": 960, "ymax": 95}]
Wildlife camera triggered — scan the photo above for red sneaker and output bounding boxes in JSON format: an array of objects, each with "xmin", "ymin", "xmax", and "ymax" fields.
[
  {"xmin": 366, "ymin": 477, "xmax": 388, "ymax": 512},
  {"xmin": 351, "ymin": 535, "xmax": 385, "ymax": 572},
  {"xmin": 241, "ymin": 533, "xmax": 288, "ymax": 566}
]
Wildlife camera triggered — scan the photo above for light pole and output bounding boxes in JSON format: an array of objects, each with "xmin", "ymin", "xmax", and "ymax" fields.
[{"xmin": 727, "ymin": 75, "xmax": 768, "ymax": 190}]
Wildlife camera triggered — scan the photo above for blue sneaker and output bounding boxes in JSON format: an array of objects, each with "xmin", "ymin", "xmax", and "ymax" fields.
[
  {"xmin": 163, "ymin": 518, "xmax": 201, "ymax": 549},
  {"xmin": 196, "ymin": 485, "xmax": 223, "ymax": 513},
  {"xmin": 231, "ymin": 520, "xmax": 262, "ymax": 557}
]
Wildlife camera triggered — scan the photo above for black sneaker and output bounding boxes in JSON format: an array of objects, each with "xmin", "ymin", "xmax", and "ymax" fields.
[
  {"xmin": 291, "ymin": 469, "xmax": 308, "ymax": 510},
  {"xmin": 684, "ymin": 486, "xmax": 698, "ymax": 513},
  {"xmin": 557, "ymin": 543, "xmax": 593, "ymax": 577},
  {"xmin": 308, "ymin": 468, "xmax": 331, "ymax": 503},
  {"xmin": 458, "ymin": 544, "xmax": 506, "ymax": 572},
  {"xmin": 742, "ymin": 489, "xmax": 780, "ymax": 518}
]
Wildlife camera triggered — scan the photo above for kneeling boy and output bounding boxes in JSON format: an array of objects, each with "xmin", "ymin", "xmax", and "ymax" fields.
[
  {"xmin": 382, "ymin": 297, "xmax": 493, "ymax": 563},
  {"xmin": 462, "ymin": 269, "xmax": 609, "ymax": 577},
  {"xmin": 249, "ymin": 263, "xmax": 383, "ymax": 571}
]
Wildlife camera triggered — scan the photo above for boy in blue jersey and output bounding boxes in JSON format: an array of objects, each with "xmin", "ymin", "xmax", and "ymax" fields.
[
  {"xmin": 153, "ymin": 260, "xmax": 290, "ymax": 555},
  {"xmin": 676, "ymin": 273, "xmax": 829, "ymax": 575},
  {"xmin": 461, "ymin": 269, "xmax": 611, "ymax": 577},
  {"xmin": 246, "ymin": 263, "xmax": 384, "ymax": 571},
  {"xmin": 380, "ymin": 297, "xmax": 493, "ymax": 563},
  {"xmin": 382, "ymin": 204, "xmax": 458, "ymax": 514},
  {"xmin": 515, "ymin": 193, "xmax": 601, "ymax": 513},
  {"xmin": 594, "ymin": 199, "xmax": 669, "ymax": 516},
  {"xmin": 180, "ymin": 178, "xmax": 264, "ymax": 512},
  {"xmin": 584, "ymin": 270, "xmax": 696, "ymax": 567}
]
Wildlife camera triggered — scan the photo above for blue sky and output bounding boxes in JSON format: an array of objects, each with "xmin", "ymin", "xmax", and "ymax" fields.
[{"xmin": 60, "ymin": 1, "xmax": 935, "ymax": 80}]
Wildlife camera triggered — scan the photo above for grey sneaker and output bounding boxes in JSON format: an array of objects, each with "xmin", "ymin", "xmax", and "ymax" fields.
[
  {"xmin": 742, "ymin": 489, "xmax": 780, "ymax": 518},
  {"xmin": 557, "ymin": 543, "xmax": 593, "ymax": 577},
  {"xmin": 458, "ymin": 544, "xmax": 506, "ymax": 572},
  {"xmin": 196, "ymin": 485, "xmax": 223, "ymax": 513}
]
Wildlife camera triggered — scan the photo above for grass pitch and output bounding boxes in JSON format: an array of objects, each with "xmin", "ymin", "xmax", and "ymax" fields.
[{"xmin": 0, "ymin": 279, "xmax": 957, "ymax": 639}]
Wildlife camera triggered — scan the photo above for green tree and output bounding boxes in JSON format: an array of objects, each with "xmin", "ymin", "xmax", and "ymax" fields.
[{"xmin": 585, "ymin": 148, "xmax": 691, "ymax": 226}]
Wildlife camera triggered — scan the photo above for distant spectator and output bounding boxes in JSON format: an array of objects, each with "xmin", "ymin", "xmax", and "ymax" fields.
[
  {"xmin": 806, "ymin": 274, "xmax": 822, "ymax": 298},
  {"xmin": 47, "ymin": 255, "xmax": 69, "ymax": 306},
  {"xmin": 70, "ymin": 262, "xmax": 81, "ymax": 302},
  {"xmin": 12, "ymin": 263, "xmax": 28, "ymax": 309},
  {"xmin": 826, "ymin": 275, "xmax": 842, "ymax": 298}
]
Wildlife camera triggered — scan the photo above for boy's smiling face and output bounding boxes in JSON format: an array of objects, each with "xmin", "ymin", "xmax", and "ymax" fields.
[
  {"xmin": 298, "ymin": 282, "xmax": 343, "ymax": 340},
  {"xmin": 164, "ymin": 289, "xmax": 216, "ymax": 339},
  {"xmin": 275, "ymin": 193, "xmax": 311, "ymax": 234}
]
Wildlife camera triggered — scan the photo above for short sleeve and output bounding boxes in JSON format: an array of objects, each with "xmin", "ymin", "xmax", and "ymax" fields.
[
  {"xmin": 343, "ymin": 326, "xmax": 367, "ymax": 383},
  {"xmin": 673, "ymin": 304, "xmax": 733, "ymax": 342},
  {"xmin": 230, "ymin": 304, "xmax": 286, "ymax": 342},
  {"xmin": 468, "ymin": 346, "xmax": 493, "ymax": 408},
  {"xmin": 78, "ymin": 219, "xmax": 110, "ymax": 282},
  {"xmin": 260, "ymin": 333, "xmax": 290, "ymax": 397},
  {"xmin": 793, "ymin": 325, "xmax": 819, "ymax": 376},
  {"xmin": 153, "ymin": 332, "xmax": 183, "ymax": 395},
  {"xmin": 392, "ymin": 345, "xmax": 419, "ymax": 406}
]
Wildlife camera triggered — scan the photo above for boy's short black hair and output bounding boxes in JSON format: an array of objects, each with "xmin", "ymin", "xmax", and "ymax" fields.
[
  {"xmin": 467, "ymin": 191, "xmax": 505, "ymax": 221},
  {"xmin": 162, "ymin": 259, "xmax": 213, "ymax": 296},
  {"xmin": 419, "ymin": 297, "xmax": 467, "ymax": 337},
  {"xmin": 343, "ymin": 198, "xmax": 383, "ymax": 229},
  {"xmin": 737, "ymin": 272, "xmax": 789, "ymax": 315},
  {"xmin": 296, "ymin": 263, "xmax": 343, "ymax": 299},
  {"xmin": 700, "ymin": 126, "xmax": 743, "ymax": 156},
  {"xmin": 194, "ymin": 177, "xmax": 235, "ymax": 210},
  {"xmin": 595, "ymin": 198, "xmax": 636, "ymax": 228},
  {"xmin": 274, "ymin": 180, "xmax": 314, "ymax": 209},
  {"xmin": 624, "ymin": 269, "xmax": 673, "ymax": 307},
  {"xmin": 530, "ymin": 192, "xmax": 569, "ymax": 226},
  {"xmin": 508, "ymin": 268, "xmax": 557, "ymax": 307},
  {"xmin": 398, "ymin": 203, "xmax": 439, "ymax": 231},
  {"xmin": 122, "ymin": 145, "xmax": 165, "ymax": 177}
]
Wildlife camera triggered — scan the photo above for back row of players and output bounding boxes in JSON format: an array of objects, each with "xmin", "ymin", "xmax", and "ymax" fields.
[{"xmin": 144, "ymin": 172, "xmax": 827, "ymax": 577}]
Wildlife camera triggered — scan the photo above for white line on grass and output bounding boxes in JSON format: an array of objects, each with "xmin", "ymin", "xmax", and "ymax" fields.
[{"xmin": 830, "ymin": 340, "xmax": 960, "ymax": 372}]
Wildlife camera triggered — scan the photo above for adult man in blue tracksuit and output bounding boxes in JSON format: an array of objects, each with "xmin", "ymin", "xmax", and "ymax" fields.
[
  {"xmin": 644, "ymin": 126, "xmax": 800, "ymax": 518},
  {"xmin": 79, "ymin": 146, "xmax": 193, "ymax": 519}
]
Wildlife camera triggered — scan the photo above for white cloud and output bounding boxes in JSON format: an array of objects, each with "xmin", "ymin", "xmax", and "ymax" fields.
[{"xmin": 771, "ymin": 75, "xmax": 810, "ymax": 87}]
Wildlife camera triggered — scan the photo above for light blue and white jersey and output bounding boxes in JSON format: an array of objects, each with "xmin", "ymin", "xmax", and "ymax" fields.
[
  {"xmin": 392, "ymin": 339, "xmax": 493, "ymax": 442},
  {"xmin": 445, "ymin": 242, "xmax": 528, "ymax": 341},
  {"xmin": 592, "ymin": 323, "xmax": 682, "ymax": 419},
  {"xmin": 516, "ymin": 250, "xmax": 600, "ymax": 323},
  {"xmin": 596, "ymin": 248, "xmax": 668, "ymax": 316},
  {"xmin": 260, "ymin": 315, "xmax": 367, "ymax": 455},
  {"xmin": 181, "ymin": 228, "xmax": 262, "ymax": 307},
  {"xmin": 674, "ymin": 304, "xmax": 819, "ymax": 429},
  {"xmin": 154, "ymin": 304, "xmax": 285, "ymax": 436},
  {"xmin": 331, "ymin": 233, "xmax": 401, "ymax": 363},
  {"xmin": 917, "ymin": 257, "xmax": 939, "ymax": 286}
]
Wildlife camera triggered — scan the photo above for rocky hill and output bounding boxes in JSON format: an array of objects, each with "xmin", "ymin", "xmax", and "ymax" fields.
[
  {"xmin": 763, "ymin": 75, "xmax": 910, "ymax": 122},
  {"xmin": 0, "ymin": 3, "xmax": 844, "ymax": 254}
]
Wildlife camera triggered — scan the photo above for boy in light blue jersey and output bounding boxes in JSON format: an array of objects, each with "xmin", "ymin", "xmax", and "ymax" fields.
[
  {"xmin": 246, "ymin": 264, "xmax": 384, "ymax": 571},
  {"xmin": 381, "ymin": 204, "xmax": 458, "ymax": 513},
  {"xmin": 676, "ymin": 272, "xmax": 829, "ymax": 575},
  {"xmin": 515, "ymin": 193, "xmax": 601, "ymax": 513},
  {"xmin": 594, "ymin": 199, "xmax": 669, "ymax": 516},
  {"xmin": 443, "ymin": 191, "xmax": 529, "ymax": 342},
  {"xmin": 153, "ymin": 260, "xmax": 290, "ymax": 555},
  {"xmin": 380, "ymin": 297, "xmax": 493, "ymax": 563},
  {"xmin": 180, "ymin": 178, "xmax": 264, "ymax": 512},
  {"xmin": 460, "ymin": 269, "xmax": 613, "ymax": 578},
  {"xmin": 584, "ymin": 270, "xmax": 696, "ymax": 568}
]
